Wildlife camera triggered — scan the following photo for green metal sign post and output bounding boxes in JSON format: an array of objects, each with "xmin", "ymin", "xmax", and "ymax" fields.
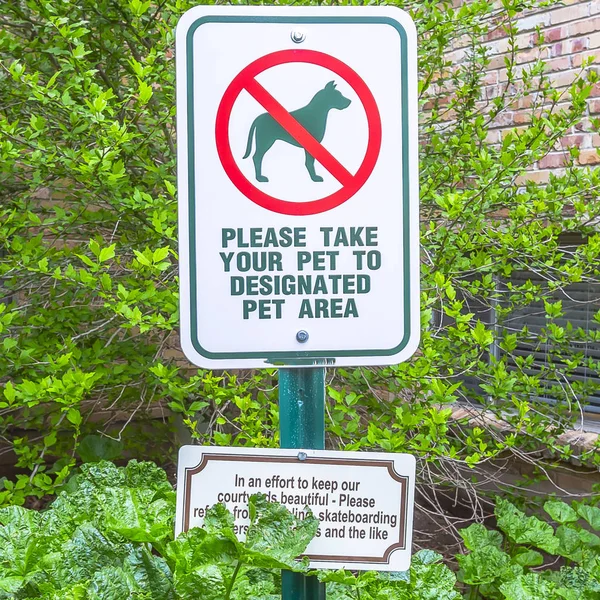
[{"xmin": 279, "ymin": 368, "xmax": 327, "ymax": 600}]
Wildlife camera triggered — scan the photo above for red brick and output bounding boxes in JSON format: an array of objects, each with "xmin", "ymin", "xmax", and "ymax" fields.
[
  {"xmin": 483, "ymin": 71, "xmax": 499, "ymax": 85},
  {"xmin": 514, "ymin": 111, "xmax": 533, "ymax": 124},
  {"xmin": 571, "ymin": 50, "xmax": 598, "ymax": 67},
  {"xmin": 551, "ymin": 4, "xmax": 590, "ymax": 25},
  {"xmin": 590, "ymin": 83, "xmax": 600, "ymax": 97},
  {"xmin": 548, "ymin": 69, "xmax": 579, "ymax": 87},
  {"xmin": 501, "ymin": 126, "xmax": 529, "ymax": 138},
  {"xmin": 501, "ymin": 126, "xmax": 529, "ymax": 139},
  {"xmin": 437, "ymin": 94, "xmax": 452, "ymax": 106},
  {"xmin": 489, "ymin": 54, "xmax": 508, "ymax": 70},
  {"xmin": 516, "ymin": 47, "xmax": 540, "ymax": 64},
  {"xmin": 569, "ymin": 17, "xmax": 600, "ymax": 36},
  {"xmin": 589, "ymin": 32, "xmax": 600, "ymax": 48},
  {"xmin": 578, "ymin": 149, "xmax": 600, "ymax": 164},
  {"xmin": 560, "ymin": 134, "xmax": 588, "ymax": 147},
  {"xmin": 491, "ymin": 112, "xmax": 516, "ymax": 127},
  {"xmin": 575, "ymin": 118, "xmax": 594, "ymax": 131},
  {"xmin": 546, "ymin": 56, "xmax": 572, "ymax": 71},
  {"xmin": 487, "ymin": 33, "xmax": 535, "ymax": 54},
  {"xmin": 518, "ymin": 13, "xmax": 551, "ymax": 32},
  {"xmin": 487, "ymin": 24, "xmax": 508, "ymax": 41},
  {"xmin": 516, "ymin": 170, "xmax": 553, "ymax": 184},
  {"xmin": 545, "ymin": 26, "xmax": 568, "ymax": 42},
  {"xmin": 486, "ymin": 85, "xmax": 503, "ymax": 99},
  {"xmin": 499, "ymin": 66, "xmax": 526, "ymax": 83},
  {"xmin": 570, "ymin": 37, "xmax": 589, "ymax": 52},
  {"xmin": 486, "ymin": 130, "xmax": 501, "ymax": 144},
  {"xmin": 439, "ymin": 109, "xmax": 457, "ymax": 122},
  {"xmin": 452, "ymin": 34, "xmax": 473, "ymax": 51},
  {"xmin": 539, "ymin": 153, "xmax": 569, "ymax": 168},
  {"xmin": 590, "ymin": 99, "xmax": 600, "ymax": 114},
  {"xmin": 516, "ymin": 94, "xmax": 536, "ymax": 109},
  {"xmin": 448, "ymin": 48, "xmax": 467, "ymax": 63}
]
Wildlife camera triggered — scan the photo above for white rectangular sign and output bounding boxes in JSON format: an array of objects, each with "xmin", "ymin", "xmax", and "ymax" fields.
[
  {"xmin": 176, "ymin": 446, "xmax": 416, "ymax": 571},
  {"xmin": 176, "ymin": 6, "xmax": 419, "ymax": 369}
]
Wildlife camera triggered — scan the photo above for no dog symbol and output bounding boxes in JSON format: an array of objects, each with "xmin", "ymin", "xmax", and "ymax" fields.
[{"xmin": 215, "ymin": 49, "xmax": 382, "ymax": 216}]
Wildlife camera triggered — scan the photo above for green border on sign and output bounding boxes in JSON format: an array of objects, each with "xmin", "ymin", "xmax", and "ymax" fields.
[{"xmin": 186, "ymin": 15, "xmax": 412, "ymax": 362}]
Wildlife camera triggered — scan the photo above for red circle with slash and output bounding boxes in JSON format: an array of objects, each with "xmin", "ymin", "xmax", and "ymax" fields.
[{"xmin": 215, "ymin": 49, "xmax": 382, "ymax": 216}]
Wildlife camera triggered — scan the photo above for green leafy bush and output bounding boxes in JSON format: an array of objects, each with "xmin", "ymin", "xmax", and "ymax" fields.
[
  {"xmin": 0, "ymin": 460, "xmax": 461, "ymax": 599},
  {"xmin": 458, "ymin": 498, "xmax": 600, "ymax": 599},
  {"xmin": 1, "ymin": 461, "xmax": 599, "ymax": 599}
]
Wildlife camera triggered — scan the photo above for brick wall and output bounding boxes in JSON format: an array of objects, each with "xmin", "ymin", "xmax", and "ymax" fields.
[{"xmin": 443, "ymin": 0, "xmax": 600, "ymax": 183}]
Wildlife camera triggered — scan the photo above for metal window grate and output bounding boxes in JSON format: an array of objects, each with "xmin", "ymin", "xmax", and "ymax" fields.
[{"xmin": 498, "ymin": 271, "xmax": 600, "ymax": 414}]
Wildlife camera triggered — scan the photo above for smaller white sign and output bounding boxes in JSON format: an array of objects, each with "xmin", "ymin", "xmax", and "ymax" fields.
[{"xmin": 176, "ymin": 446, "xmax": 416, "ymax": 571}]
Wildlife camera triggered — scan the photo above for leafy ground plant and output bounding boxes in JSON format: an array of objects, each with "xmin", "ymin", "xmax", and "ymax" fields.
[
  {"xmin": 0, "ymin": 460, "xmax": 460, "ymax": 600},
  {"xmin": 458, "ymin": 498, "xmax": 600, "ymax": 599},
  {"xmin": 1, "ymin": 460, "xmax": 599, "ymax": 599},
  {"xmin": 1, "ymin": 0, "xmax": 600, "ymax": 532}
]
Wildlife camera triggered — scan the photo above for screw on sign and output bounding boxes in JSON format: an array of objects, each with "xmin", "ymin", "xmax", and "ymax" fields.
[{"xmin": 215, "ymin": 49, "xmax": 382, "ymax": 216}]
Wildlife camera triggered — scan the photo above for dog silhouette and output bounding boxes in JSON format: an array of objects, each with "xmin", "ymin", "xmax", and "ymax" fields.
[{"xmin": 243, "ymin": 81, "xmax": 351, "ymax": 183}]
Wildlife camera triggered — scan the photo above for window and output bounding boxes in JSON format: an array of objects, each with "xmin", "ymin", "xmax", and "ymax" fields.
[
  {"xmin": 497, "ymin": 270, "xmax": 600, "ymax": 414},
  {"xmin": 439, "ymin": 236, "xmax": 600, "ymax": 416}
]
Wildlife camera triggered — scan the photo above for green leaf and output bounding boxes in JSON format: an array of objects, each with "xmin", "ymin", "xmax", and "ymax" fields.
[
  {"xmin": 544, "ymin": 500, "xmax": 579, "ymax": 524},
  {"xmin": 85, "ymin": 566, "xmax": 132, "ymax": 598},
  {"xmin": 3, "ymin": 382, "xmax": 16, "ymax": 403},
  {"xmin": 76, "ymin": 435, "xmax": 123, "ymax": 463},
  {"xmin": 173, "ymin": 563, "xmax": 228, "ymax": 600},
  {"xmin": 472, "ymin": 320, "xmax": 493, "ymax": 346},
  {"xmin": 576, "ymin": 504, "xmax": 600, "ymax": 530},
  {"xmin": 100, "ymin": 273, "xmax": 112, "ymax": 291},
  {"xmin": 105, "ymin": 488, "xmax": 173, "ymax": 546},
  {"xmin": 54, "ymin": 523, "xmax": 125, "ymax": 586},
  {"xmin": 66, "ymin": 408, "xmax": 83, "ymax": 427},
  {"xmin": 2, "ymin": 338, "xmax": 17, "ymax": 351},
  {"xmin": 98, "ymin": 244, "xmax": 116, "ymax": 262},
  {"xmin": 72, "ymin": 44, "xmax": 86, "ymax": 59},
  {"xmin": 499, "ymin": 572, "xmax": 557, "ymax": 600},
  {"xmin": 495, "ymin": 498, "xmax": 559, "ymax": 554},
  {"xmin": 134, "ymin": 249, "xmax": 152, "ymax": 266},
  {"xmin": 0, "ymin": 576, "xmax": 24, "ymax": 596},
  {"xmin": 164, "ymin": 180, "xmax": 176, "ymax": 196},
  {"xmin": 138, "ymin": 81, "xmax": 153, "ymax": 105},
  {"xmin": 410, "ymin": 550, "xmax": 462, "ymax": 600},
  {"xmin": 457, "ymin": 545, "xmax": 511, "ymax": 586},
  {"xmin": 555, "ymin": 524, "xmax": 585, "ymax": 563},
  {"xmin": 0, "ymin": 506, "xmax": 46, "ymax": 578},
  {"xmin": 460, "ymin": 523, "xmax": 503, "ymax": 551},
  {"xmin": 89, "ymin": 239, "xmax": 101, "ymax": 258},
  {"xmin": 153, "ymin": 247, "xmax": 170, "ymax": 263},
  {"xmin": 77, "ymin": 253, "xmax": 97, "ymax": 268},
  {"xmin": 243, "ymin": 494, "xmax": 318, "ymax": 569},
  {"xmin": 512, "ymin": 548, "xmax": 544, "ymax": 567},
  {"xmin": 93, "ymin": 96, "xmax": 107, "ymax": 113}
]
